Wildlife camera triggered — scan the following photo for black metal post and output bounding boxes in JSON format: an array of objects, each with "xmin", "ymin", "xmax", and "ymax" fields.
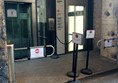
[
  {"xmin": 67, "ymin": 43, "xmax": 79, "ymax": 77},
  {"xmin": 27, "ymin": 38, "xmax": 30, "ymax": 60},
  {"xmin": 81, "ymin": 39, "xmax": 92, "ymax": 75},
  {"xmin": 66, "ymin": 44, "xmax": 81, "ymax": 83},
  {"xmin": 73, "ymin": 44, "xmax": 78, "ymax": 81}
]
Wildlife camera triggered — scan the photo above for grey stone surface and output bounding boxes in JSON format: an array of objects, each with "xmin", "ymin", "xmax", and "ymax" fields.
[
  {"xmin": 14, "ymin": 50, "xmax": 118, "ymax": 83},
  {"xmin": 93, "ymin": 0, "xmax": 118, "ymax": 61},
  {"xmin": 100, "ymin": 0, "xmax": 118, "ymax": 60},
  {"xmin": 81, "ymin": 69, "xmax": 118, "ymax": 83},
  {"xmin": 0, "ymin": 0, "xmax": 8, "ymax": 83}
]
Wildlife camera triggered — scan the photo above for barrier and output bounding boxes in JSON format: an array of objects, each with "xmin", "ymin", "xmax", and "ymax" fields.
[
  {"xmin": 30, "ymin": 45, "xmax": 55, "ymax": 59},
  {"xmin": 66, "ymin": 32, "xmax": 82, "ymax": 83}
]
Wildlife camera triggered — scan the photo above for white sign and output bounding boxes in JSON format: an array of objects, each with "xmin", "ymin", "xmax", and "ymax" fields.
[
  {"xmin": 105, "ymin": 40, "xmax": 112, "ymax": 48},
  {"xmin": 86, "ymin": 30, "xmax": 95, "ymax": 39},
  {"xmin": 72, "ymin": 32, "xmax": 82, "ymax": 44},
  {"xmin": 7, "ymin": 9, "xmax": 17, "ymax": 17},
  {"xmin": 30, "ymin": 46, "xmax": 44, "ymax": 59}
]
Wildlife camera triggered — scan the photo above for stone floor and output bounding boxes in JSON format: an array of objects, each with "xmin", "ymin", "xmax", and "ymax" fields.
[{"xmin": 14, "ymin": 50, "xmax": 118, "ymax": 83}]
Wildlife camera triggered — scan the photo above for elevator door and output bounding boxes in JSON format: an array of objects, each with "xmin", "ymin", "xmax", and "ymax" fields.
[
  {"xmin": 5, "ymin": 3, "xmax": 32, "ymax": 59},
  {"xmin": 68, "ymin": 5, "xmax": 85, "ymax": 52}
]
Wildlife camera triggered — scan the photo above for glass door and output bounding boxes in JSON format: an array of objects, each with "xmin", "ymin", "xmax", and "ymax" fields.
[
  {"xmin": 68, "ymin": 5, "xmax": 85, "ymax": 51},
  {"xmin": 5, "ymin": 2, "xmax": 32, "ymax": 59}
]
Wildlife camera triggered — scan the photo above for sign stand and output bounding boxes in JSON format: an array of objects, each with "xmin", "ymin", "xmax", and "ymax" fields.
[
  {"xmin": 81, "ymin": 39, "xmax": 92, "ymax": 75},
  {"xmin": 66, "ymin": 43, "xmax": 81, "ymax": 83},
  {"xmin": 66, "ymin": 32, "xmax": 81, "ymax": 83},
  {"xmin": 81, "ymin": 30, "xmax": 95, "ymax": 75},
  {"xmin": 67, "ymin": 43, "xmax": 79, "ymax": 77}
]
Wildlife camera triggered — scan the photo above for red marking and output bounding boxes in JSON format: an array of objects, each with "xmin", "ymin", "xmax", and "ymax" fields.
[{"xmin": 35, "ymin": 48, "xmax": 39, "ymax": 54}]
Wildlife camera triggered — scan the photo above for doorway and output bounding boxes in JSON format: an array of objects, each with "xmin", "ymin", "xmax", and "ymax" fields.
[
  {"xmin": 5, "ymin": 2, "xmax": 32, "ymax": 59},
  {"xmin": 68, "ymin": 5, "xmax": 85, "ymax": 52}
]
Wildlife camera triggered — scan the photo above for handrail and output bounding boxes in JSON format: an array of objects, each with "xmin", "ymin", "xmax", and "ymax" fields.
[
  {"xmin": 46, "ymin": 45, "xmax": 55, "ymax": 57},
  {"xmin": 14, "ymin": 47, "xmax": 27, "ymax": 50},
  {"xmin": 97, "ymin": 39, "xmax": 104, "ymax": 49}
]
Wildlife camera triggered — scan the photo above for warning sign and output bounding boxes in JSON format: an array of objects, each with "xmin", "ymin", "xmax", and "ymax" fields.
[{"xmin": 30, "ymin": 46, "xmax": 44, "ymax": 59}]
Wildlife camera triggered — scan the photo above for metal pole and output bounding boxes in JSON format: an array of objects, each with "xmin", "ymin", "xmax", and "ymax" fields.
[
  {"xmin": 81, "ymin": 39, "xmax": 92, "ymax": 75},
  {"xmin": 67, "ymin": 43, "xmax": 79, "ymax": 77},
  {"xmin": 66, "ymin": 43, "xmax": 81, "ymax": 83},
  {"xmin": 73, "ymin": 44, "xmax": 78, "ymax": 81}
]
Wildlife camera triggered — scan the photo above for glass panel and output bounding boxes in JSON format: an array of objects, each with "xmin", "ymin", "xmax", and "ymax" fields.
[
  {"xmin": 19, "ymin": 13, "xmax": 28, "ymax": 19},
  {"xmin": 76, "ymin": 6, "xmax": 84, "ymax": 11},
  {"xmin": 68, "ymin": 6, "xmax": 84, "ymax": 51},
  {"xmin": 75, "ymin": 7, "xmax": 84, "ymax": 50},
  {"xmin": 37, "ymin": 0, "xmax": 46, "ymax": 46},
  {"xmin": 76, "ymin": 16, "xmax": 83, "ymax": 34},
  {"xmin": 5, "ymin": 3, "xmax": 18, "ymax": 46},
  {"xmin": 68, "ymin": 17, "xmax": 74, "ymax": 33},
  {"xmin": 19, "ymin": 3, "xmax": 31, "ymax": 47},
  {"xmin": 68, "ymin": 16, "xmax": 74, "ymax": 51},
  {"xmin": 68, "ymin": 5, "xmax": 75, "ymax": 12}
]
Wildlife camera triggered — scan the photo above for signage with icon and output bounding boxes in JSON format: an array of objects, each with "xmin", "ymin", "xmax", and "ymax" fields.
[
  {"xmin": 86, "ymin": 30, "xmax": 95, "ymax": 39},
  {"xmin": 30, "ymin": 46, "xmax": 44, "ymax": 59},
  {"xmin": 7, "ymin": 9, "xmax": 17, "ymax": 17},
  {"xmin": 104, "ymin": 39, "xmax": 113, "ymax": 48},
  {"xmin": 72, "ymin": 32, "xmax": 82, "ymax": 44}
]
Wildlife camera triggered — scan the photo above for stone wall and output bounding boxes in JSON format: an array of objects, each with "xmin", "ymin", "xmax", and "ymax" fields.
[
  {"xmin": 93, "ymin": 0, "xmax": 118, "ymax": 61},
  {"xmin": 100, "ymin": 0, "xmax": 118, "ymax": 60},
  {"xmin": 0, "ymin": 0, "xmax": 8, "ymax": 83}
]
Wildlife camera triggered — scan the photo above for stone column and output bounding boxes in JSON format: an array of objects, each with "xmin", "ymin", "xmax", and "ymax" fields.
[
  {"xmin": 0, "ymin": 0, "xmax": 8, "ymax": 83},
  {"xmin": 101, "ymin": 0, "xmax": 118, "ymax": 60}
]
